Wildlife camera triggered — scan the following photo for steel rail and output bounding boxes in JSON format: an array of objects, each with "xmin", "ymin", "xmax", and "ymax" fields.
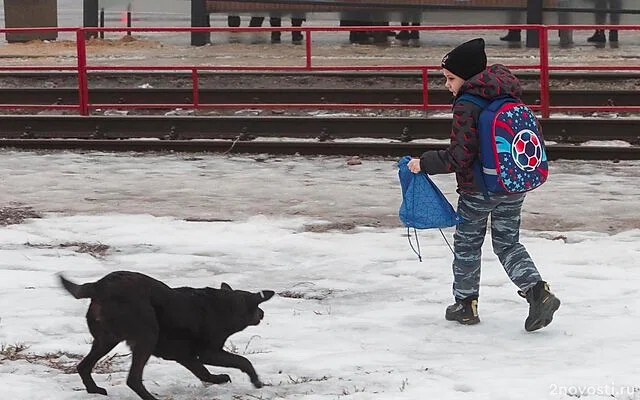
[
  {"xmin": 0, "ymin": 87, "xmax": 637, "ymax": 109},
  {"xmin": 0, "ymin": 71, "xmax": 639, "ymax": 80},
  {"xmin": 1, "ymin": 115, "xmax": 638, "ymax": 145},
  {"xmin": 0, "ymin": 138, "xmax": 636, "ymax": 161}
]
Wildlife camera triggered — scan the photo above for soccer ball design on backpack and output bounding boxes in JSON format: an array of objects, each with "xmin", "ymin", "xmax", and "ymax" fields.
[
  {"xmin": 457, "ymin": 94, "xmax": 548, "ymax": 195},
  {"xmin": 512, "ymin": 128, "xmax": 543, "ymax": 172}
]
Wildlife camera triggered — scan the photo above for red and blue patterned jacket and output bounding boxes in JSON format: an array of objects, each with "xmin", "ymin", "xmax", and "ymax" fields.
[{"xmin": 419, "ymin": 64, "xmax": 526, "ymax": 193}]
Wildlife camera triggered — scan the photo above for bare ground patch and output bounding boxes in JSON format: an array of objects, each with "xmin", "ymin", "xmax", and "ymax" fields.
[
  {"xmin": 302, "ymin": 217, "xmax": 386, "ymax": 233},
  {"xmin": 24, "ymin": 241, "xmax": 111, "ymax": 258},
  {"xmin": 0, "ymin": 205, "xmax": 42, "ymax": 226},
  {"xmin": 278, "ymin": 282, "xmax": 335, "ymax": 301},
  {"xmin": 0, "ymin": 343, "xmax": 127, "ymax": 374}
]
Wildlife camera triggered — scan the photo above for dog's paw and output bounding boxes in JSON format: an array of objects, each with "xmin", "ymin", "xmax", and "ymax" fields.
[
  {"xmin": 252, "ymin": 379, "xmax": 264, "ymax": 389},
  {"xmin": 87, "ymin": 386, "xmax": 107, "ymax": 396},
  {"xmin": 206, "ymin": 374, "xmax": 230, "ymax": 385}
]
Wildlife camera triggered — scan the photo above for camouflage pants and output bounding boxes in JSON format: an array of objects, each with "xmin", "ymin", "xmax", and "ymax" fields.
[{"xmin": 452, "ymin": 192, "xmax": 542, "ymax": 300}]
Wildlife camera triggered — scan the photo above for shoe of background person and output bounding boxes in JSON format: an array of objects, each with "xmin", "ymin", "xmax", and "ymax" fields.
[
  {"xmin": 292, "ymin": 32, "xmax": 304, "ymax": 45},
  {"xmin": 396, "ymin": 30, "xmax": 410, "ymax": 41},
  {"xmin": 445, "ymin": 296, "xmax": 480, "ymax": 325},
  {"xmin": 587, "ymin": 29, "xmax": 606, "ymax": 43},
  {"xmin": 609, "ymin": 30, "xmax": 618, "ymax": 43},
  {"xmin": 500, "ymin": 30, "xmax": 521, "ymax": 42}
]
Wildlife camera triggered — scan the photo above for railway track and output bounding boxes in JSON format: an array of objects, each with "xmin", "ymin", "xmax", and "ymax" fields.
[
  {"xmin": 0, "ymin": 115, "xmax": 637, "ymax": 160},
  {"xmin": 0, "ymin": 71, "xmax": 638, "ymax": 108},
  {"xmin": 1, "ymin": 70, "xmax": 639, "ymax": 81},
  {"xmin": 2, "ymin": 87, "xmax": 638, "ymax": 108},
  {"xmin": 1, "ymin": 138, "xmax": 636, "ymax": 161},
  {"xmin": 0, "ymin": 71, "xmax": 637, "ymax": 159}
]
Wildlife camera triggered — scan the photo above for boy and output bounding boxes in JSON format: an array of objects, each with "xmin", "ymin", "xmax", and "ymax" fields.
[{"xmin": 407, "ymin": 38, "xmax": 560, "ymax": 332}]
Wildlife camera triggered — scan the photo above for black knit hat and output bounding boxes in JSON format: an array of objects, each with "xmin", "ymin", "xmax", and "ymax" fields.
[{"xmin": 441, "ymin": 38, "xmax": 487, "ymax": 80}]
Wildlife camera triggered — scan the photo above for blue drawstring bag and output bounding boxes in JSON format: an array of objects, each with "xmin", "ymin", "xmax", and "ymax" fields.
[{"xmin": 398, "ymin": 155, "xmax": 463, "ymax": 261}]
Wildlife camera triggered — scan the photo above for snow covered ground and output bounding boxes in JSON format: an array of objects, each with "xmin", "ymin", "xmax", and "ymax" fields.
[{"xmin": 0, "ymin": 150, "xmax": 639, "ymax": 400}]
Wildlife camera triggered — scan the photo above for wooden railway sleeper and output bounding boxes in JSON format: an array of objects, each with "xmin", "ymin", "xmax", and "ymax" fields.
[
  {"xmin": 21, "ymin": 126, "xmax": 34, "ymax": 139},
  {"xmin": 163, "ymin": 126, "xmax": 180, "ymax": 140},
  {"xmin": 398, "ymin": 126, "xmax": 412, "ymax": 142},
  {"xmin": 317, "ymin": 128, "xmax": 332, "ymax": 142},
  {"xmin": 90, "ymin": 125, "xmax": 106, "ymax": 139},
  {"xmin": 238, "ymin": 127, "xmax": 255, "ymax": 141}
]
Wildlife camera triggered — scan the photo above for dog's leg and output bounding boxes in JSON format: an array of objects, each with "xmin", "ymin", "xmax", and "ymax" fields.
[
  {"xmin": 176, "ymin": 358, "xmax": 231, "ymax": 386},
  {"xmin": 77, "ymin": 339, "xmax": 119, "ymax": 395},
  {"xmin": 199, "ymin": 350, "xmax": 264, "ymax": 388},
  {"xmin": 126, "ymin": 340, "xmax": 159, "ymax": 400}
]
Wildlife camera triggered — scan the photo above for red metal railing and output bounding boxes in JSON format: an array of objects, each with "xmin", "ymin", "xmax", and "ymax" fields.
[{"xmin": 0, "ymin": 24, "xmax": 639, "ymax": 118}]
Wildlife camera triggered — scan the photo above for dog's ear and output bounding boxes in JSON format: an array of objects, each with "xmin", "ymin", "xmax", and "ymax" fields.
[
  {"xmin": 221, "ymin": 282, "xmax": 233, "ymax": 291},
  {"xmin": 255, "ymin": 290, "xmax": 275, "ymax": 303}
]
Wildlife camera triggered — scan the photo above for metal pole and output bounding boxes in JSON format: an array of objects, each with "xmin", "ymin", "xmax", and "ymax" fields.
[
  {"xmin": 192, "ymin": 68, "xmax": 200, "ymax": 109},
  {"xmin": 83, "ymin": 0, "xmax": 99, "ymax": 39},
  {"xmin": 539, "ymin": 26, "xmax": 550, "ymax": 118},
  {"xmin": 76, "ymin": 30, "xmax": 90, "ymax": 116},
  {"xmin": 99, "ymin": 8, "xmax": 104, "ymax": 39},
  {"xmin": 304, "ymin": 31, "xmax": 312, "ymax": 69},
  {"xmin": 191, "ymin": 0, "xmax": 210, "ymax": 46},
  {"xmin": 422, "ymin": 68, "xmax": 429, "ymax": 111},
  {"xmin": 127, "ymin": 3, "xmax": 132, "ymax": 36},
  {"xmin": 526, "ymin": 0, "xmax": 543, "ymax": 48}
]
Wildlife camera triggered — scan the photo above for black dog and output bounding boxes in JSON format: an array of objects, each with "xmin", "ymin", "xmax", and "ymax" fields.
[{"xmin": 59, "ymin": 271, "xmax": 275, "ymax": 400}]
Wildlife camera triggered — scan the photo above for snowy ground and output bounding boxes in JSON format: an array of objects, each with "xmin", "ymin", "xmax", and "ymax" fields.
[{"xmin": 0, "ymin": 150, "xmax": 639, "ymax": 400}]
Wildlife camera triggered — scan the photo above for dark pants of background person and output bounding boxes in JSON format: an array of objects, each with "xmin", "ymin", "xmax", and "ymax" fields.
[
  {"xmin": 227, "ymin": 15, "xmax": 304, "ymax": 43},
  {"xmin": 500, "ymin": 0, "xmax": 573, "ymax": 46},
  {"xmin": 588, "ymin": 0, "xmax": 622, "ymax": 43}
]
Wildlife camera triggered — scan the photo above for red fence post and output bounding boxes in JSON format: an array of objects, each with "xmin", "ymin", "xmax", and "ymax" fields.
[
  {"xmin": 538, "ymin": 25, "xmax": 550, "ymax": 118},
  {"xmin": 304, "ymin": 30, "xmax": 312, "ymax": 70},
  {"xmin": 192, "ymin": 68, "xmax": 200, "ymax": 108},
  {"xmin": 422, "ymin": 67, "xmax": 429, "ymax": 111},
  {"xmin": 76, "ymin": 29, "xmax": 90, "ymax": 116}
]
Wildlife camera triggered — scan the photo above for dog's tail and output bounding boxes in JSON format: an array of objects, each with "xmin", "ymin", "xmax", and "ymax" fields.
[{"xmin": 58, "ymin": 274, "xmax": 96, "ymax": 299}]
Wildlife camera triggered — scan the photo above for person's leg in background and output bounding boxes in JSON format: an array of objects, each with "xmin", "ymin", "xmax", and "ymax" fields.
[
  {"xmin": 227, "ymin": 15, "xmax": 241, "ymax": 27},
  {"xmin": 557, "ymin": 0, "xmax": 573, "ymax": 47},
  {"xmin": 397, "ymin": 21, "xmax": 411, "ymax": 44},
  {"xmin": 608, "ymin": 0, "xmax": 622, "ymax": 43},
  {"xmin": 249, "ymin": 16, "xmax": 264, "ymax": 27},
  {"xmin": 269, "ymin": 16, "xmax": 282, "ymax": 43},
  {"xmin": 397, "ymin": 21, "xmax": 420, "ymax": 47},
  {"xmin": 248, "ymin": 16, "xmax": 265, "ymax": 43},
  {"xmin": 587, "ymin": 0, "xmax": 607, "ymax": 43},
  {"xmin": 408, "ymin": 22, "xmax": 421, "ymax": 42},
  {"xmin": 500, "ymin": 10, "xmax": 522, "ymax": 42},
  {"xmin": 291, "ymin": 17, "xmax": 305, "ymax": 44},
  {"xmin": 227, "ymin": 16, "xmax": 242, "ymax": 43}
]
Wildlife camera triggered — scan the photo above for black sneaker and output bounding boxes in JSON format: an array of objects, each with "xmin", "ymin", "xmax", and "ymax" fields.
[
  {"xmin": 609, "ymin": 30, "xmax": 618, "ymax": 43},
  {"xmin": 500, "ymin": 30, "xmax": 521, "ymax": 42},
  {"xmin": 445, "ymin": 297, "xmax": 480, "ymax": 325},
  {"xmin": 519, "ymin": 281, "xmax": 561, "ymax": 332},
  {"xmin": 587, "ymin": 30, "xmax": 606, "ymax": 43}
]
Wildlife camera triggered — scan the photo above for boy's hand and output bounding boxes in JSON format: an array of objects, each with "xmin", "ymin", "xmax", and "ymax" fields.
[{"xmin": 408, "ymin": 158, "xmax": 421, "ymax": 173}]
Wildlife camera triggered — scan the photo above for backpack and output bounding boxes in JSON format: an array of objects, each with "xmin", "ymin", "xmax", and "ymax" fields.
[{"xmin": 456, "ymin": 94, "xmax": 549, "ymax": 196}]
